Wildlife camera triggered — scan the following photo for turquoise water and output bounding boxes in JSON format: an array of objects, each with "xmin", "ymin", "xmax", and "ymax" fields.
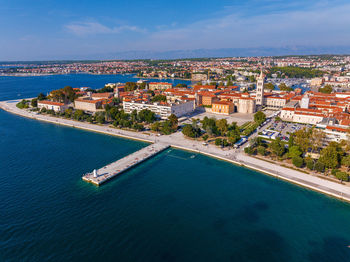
[{"xmin": 1, "ymin": 75, "xmax": 350, "ymax": 261}]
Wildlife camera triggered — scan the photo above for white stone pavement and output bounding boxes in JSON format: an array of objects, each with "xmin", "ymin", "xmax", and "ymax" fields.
[
  {"xmin": 2, "ymin": 99, "xmax": 350, "ymax": 202},
  {"xmin": 82, "ymin": 143, "xmax": 169, "ymax": 185}
]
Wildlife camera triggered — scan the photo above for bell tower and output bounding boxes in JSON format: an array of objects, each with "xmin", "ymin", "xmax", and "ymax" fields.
[{"xmin": 256, "ymin": 70, "xmax": 265, "ymax": 107}]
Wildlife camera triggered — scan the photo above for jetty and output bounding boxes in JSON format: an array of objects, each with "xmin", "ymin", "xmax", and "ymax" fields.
[{"xmin": 82, "ymin": 142, "xmax": 170, "ymax": 186}]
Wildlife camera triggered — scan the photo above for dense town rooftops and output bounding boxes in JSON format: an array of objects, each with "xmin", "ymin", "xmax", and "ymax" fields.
[
  {"xmin": 91, "ymin": 92, "xmax": 113, "ymax": 99},
  {"xmin": 326, "ymin": 125, "xmax": 349, "ymax": 132},
  {"xmin": 75, "ymin": 98, "xmax": 104, "ymax": 104}
]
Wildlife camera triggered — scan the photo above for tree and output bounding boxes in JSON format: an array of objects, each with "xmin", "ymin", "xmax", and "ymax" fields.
[
  {"xmin": 160, "ymin": 120, "xmax": 174, "ymax": 135},
  {"xmin": 227, "ymin": 122, "xmax": 241, "ymax": 144},
  {"xmin": 310, "ymin": 128, "xmax": 325, "ymax": 152},
  {"xmin": 202, "ymin": 134, "xmax": 209, "ymax": 141},
  {"xmin": 182, "ymin": 124, "xmax": 200, "ymax": 138},
  {"xmin": 264, "ymin": 83, "xmax": 275, "ymax": 90},
  {"xmin": 270, "ymin": 137, "xmax": 285, "ymax": 157},
  {"xmin": 168, "ymin": 114, "xmax": 178, "ymax": 129},
  {"xmin": 124, "ymin": 82, "xmax": 138, "ymax": 91},
  {"xmin": 64, "ymin": 108, "xmax": 73, "ymax": 118},
  {"xmin": 216, "ymin": 119, "xmax": 228, "ymax": 136},
  {"xmin": 31, "ymin": 98, "xmax": 38, "ymax": 107},
  {"xmin": 267, "ymin": 66, "xmax": 323, "ymax": 78},
  {"xmin": 201, "ymin": 116, "xmax": 218, "ymax": 136},
  {"xmin": 95, "ymin": 112, "xmax": 105, "ymax": 124},
  {"xmin": 151, "ymin": 122, "xmax": 161, "ymax": 132},
  {"xmin": 176, "ymin": 83, "xmax": 187, "ymax": 88},
  {"xmin": 151, "ymin": 95, "xmax": 167, "ymax": 102},
  {"xmin": 16, "ymin": 99, "xmax": 28, "ymax": 109},
  {"xmin": 138, "ymin": 109, "xmax": 156, "ymax": 123},
  {"xmin": 74, "ymin": 110, "xmax": 84, "ymax": 121},
  {"xmin": 305, "ymin": 158, "xmax": 315, "ymax": 170},
  {"xmin": 138, "ymin": 82, "xmax": 147, "ymax": 89},
  {"xmin": 278, "ymin": 83, "xmax": 293, "ymax": 91},
  {"xmin": 314, "ymin": 161, "xmax": 325, "ymax": 173},
  {"xmin": 37, "ymin": 93, "xmax": 46, "ymax": 101},
  {"xmin": 319, "ymin": 143, "xmax": 342, "ymax": 169},
  {"xmin": 244, "ymin": 146, "xmax": 256, "ymax": 155},
  {"xmin": 335, "ymin": 171, "xmax": 349, "ymax": 182},
  {"xmin": 257, "ymin": 145, "xmax": 266, "ymax": 156},
  {"xmin": 341, "ymin": 155, "xmax": 350, "ymax": 170},
  {"xmin": 222, "ymin": 139, "xmax": 229, "ymax": 147},
  {"xmin": 132, "ymin": 123, "xmax": 144, "ymax": 131},
  {"xmin": 254, "ymin": 111, "xmax": 266, "ymax": 124},
  {"xmin": 131, "ymin": 109, "xmax": 138, "ymax": 122},
  {"xmin": 292, "ymin": 156, "xmax": 304, "ymax": 168},
  {"xmin": 288, "ymin": 134, "xmax": 294, "ymax": 148},
  {"xmin": 215, "ymin": 138, "xmax": 223, "ymax": 146},
  {"xmin": 63, "ymin": 86, "xmax": 75, "ymax": 102},
  {"xmin": 293, "ymin": 128, "xmax": 311, "ymax": 153},
  {"xmin": 318, "ymin": 85, "xmax": 332, "ymax": 94},
  {"xmin": 288, "ymin": 145, "xmax": 302, "ymax": 159},
  {"xmin": 50, "ymin": 90, "xmax": 64, "ymax": 102}
]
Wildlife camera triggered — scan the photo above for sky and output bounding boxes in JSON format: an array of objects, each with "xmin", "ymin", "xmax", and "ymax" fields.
[{"xmin": 1, "ymin": 0, "xmax": 350, "ymax": 61}]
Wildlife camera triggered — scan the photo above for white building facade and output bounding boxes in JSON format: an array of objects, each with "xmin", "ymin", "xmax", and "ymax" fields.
[{"xmin": 123, "ymin": 100, "xmax": 194, "ymax": 119}]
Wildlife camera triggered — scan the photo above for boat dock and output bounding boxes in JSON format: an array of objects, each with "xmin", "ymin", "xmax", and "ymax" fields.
[{"xmin": 82, "ymin": 143, "xmax": 170, "ymax": 186}]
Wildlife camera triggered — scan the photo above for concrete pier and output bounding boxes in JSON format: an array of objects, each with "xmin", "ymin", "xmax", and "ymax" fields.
[{"xmin": 82, "ymin": 142, "xmax": 170, "ymax": 186}]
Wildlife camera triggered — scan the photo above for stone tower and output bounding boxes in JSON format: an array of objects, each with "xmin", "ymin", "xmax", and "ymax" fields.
[
  {"xmin": 114, "ymin": 86, "xmax": 120, "ymax": 98},
  {"xmin": 300, "ymin": 94, "xmax": 310, "ymax": 109},
  {"xmin": 256, "ymin": 70, "xmax": 265, "ymax": 106}
]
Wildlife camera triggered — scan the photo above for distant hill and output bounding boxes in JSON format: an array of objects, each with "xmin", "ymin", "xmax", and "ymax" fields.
[
  {"xmin": 2, "ymin": 46, "xmax": 350, "ymax": 62},
  {"xmin": 98, "ymin": 46, "xmax": 350, "ymax": 60}
]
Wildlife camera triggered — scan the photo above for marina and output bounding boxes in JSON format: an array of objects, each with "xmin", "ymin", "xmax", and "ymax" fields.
[{"xmin": 82, "ymin": 142, "xmax": 170, "ymax": 186}]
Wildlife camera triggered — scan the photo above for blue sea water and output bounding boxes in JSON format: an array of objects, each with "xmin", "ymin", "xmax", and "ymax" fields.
[
  {"xmin": 0, "ymin": 74, "xmax": 192, "ymax": 101},
  {"xmin": 1, "ymin": 75, "xmax": 350, "ymax": 261}
]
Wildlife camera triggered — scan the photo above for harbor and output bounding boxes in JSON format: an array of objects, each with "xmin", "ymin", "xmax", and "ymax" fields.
[{"xmin": 82, "ymin": 142, "xmax": 170, "ymax": 186}]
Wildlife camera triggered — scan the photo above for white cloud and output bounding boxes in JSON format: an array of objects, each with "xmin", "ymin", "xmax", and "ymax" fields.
[
  {"xmin": 133, "ymin": 2, "xmax": 350, "ymax": 50},
  {"xmin": 65, "ymin": 21, "xmax": 144, "ymax": 36}
]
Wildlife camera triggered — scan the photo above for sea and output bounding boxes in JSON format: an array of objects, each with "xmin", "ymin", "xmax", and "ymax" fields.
[{"xmin": 1, "ymin": 74, "xmax": 350, "ymax": 261}]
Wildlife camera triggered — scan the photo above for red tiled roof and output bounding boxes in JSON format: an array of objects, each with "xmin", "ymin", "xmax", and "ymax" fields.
[{"xmin": 38, "ymin": 100, "xmax": 65, "ymax": 106}]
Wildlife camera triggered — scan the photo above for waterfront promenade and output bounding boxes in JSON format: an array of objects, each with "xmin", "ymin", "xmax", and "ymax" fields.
[
  {"xmin": 82, "ymin": 143, "xmax": 169, "ymax": 185},
  {"xmin": 2, "ymin": 99, "xmax": 350, "ymax": 202}
]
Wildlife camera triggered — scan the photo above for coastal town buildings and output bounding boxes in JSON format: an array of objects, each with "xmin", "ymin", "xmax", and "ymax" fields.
[
  {"xmin": 74, "ymin": 98, "xmax": 104, "ymax": 113},
  {"xmin": 148, "ymin": 82, "xmax": 172, "ymax": 91},
  {"xmin": 123, "ymin": 100, "xmax": 194, "ymax": 119},
  {"xmin": 211, "ymin": 101, "xmax": 234, "ymax": 115},
  {"xmin": 37, "ymin": 100, "xmax": 68, "ymax": 112},
  {"xmin": 191, "ymin": 73, "xmax": 208, "ymax": 81},
  {"xmin": 280, "ymin": 91, "xmax": 350, "ymax": 142}
]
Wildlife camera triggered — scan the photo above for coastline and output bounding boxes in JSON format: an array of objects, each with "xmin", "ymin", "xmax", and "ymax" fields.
[{"xmin": 2, "ymin": 99, "xmax": 350, "ymax": 203}]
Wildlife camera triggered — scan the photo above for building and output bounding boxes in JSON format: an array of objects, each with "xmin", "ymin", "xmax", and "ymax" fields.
[
  {"xmin": 211, "ymin": 101, "xmax": 234, "ymax": 115},
  {"xmin": 217, "ymin": 92, "xmax": 256, "ymax": 114},
  {"xmin": 123, "ymin": 100, "xmax": 194, "ymax": 119},
  {"xmin": 255, "ymin": 70, "xmax": 265, "ymax": 106},
  {"xmin": 238, "ymin": 96, "xmax": 256, "ymax": 114},
  {"xmin": 37, "ymin": 100, "xmax": 68, "ymax": 112},
  {"xmin": 148, "ymin": 82, "xmax": 172, "ymax": 91},
  {"xmin": 300, "ymin": 94, "xmax": 310, "ymax": 109},
  {"xmin": 91, "ymin": 92, "xmax": 113, "ymax": 100},
  {"xmin": 192, "ymin": 73, "xmax": 208, "ymax": 81},
  {"xmin": 264, "ymin": 92, "xmax": 294, "ymax": 110},
  {"xmin": 310, "ymin": 78, "xmax": 324, "ymax": 87},
  {"xmin": 199, "ymin": 91, "xmax": 221, "ymax": 106},
  {"xmin": 281, "ymin": 107, "xmax": 325, "ymax": 124},
  {"xmin": 74, "ymin": 98, "xmax": 103, "ymax": 113},
  {"xmin": 322, "ymin": 126, "xmax": 349, "ymax": 142}
]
